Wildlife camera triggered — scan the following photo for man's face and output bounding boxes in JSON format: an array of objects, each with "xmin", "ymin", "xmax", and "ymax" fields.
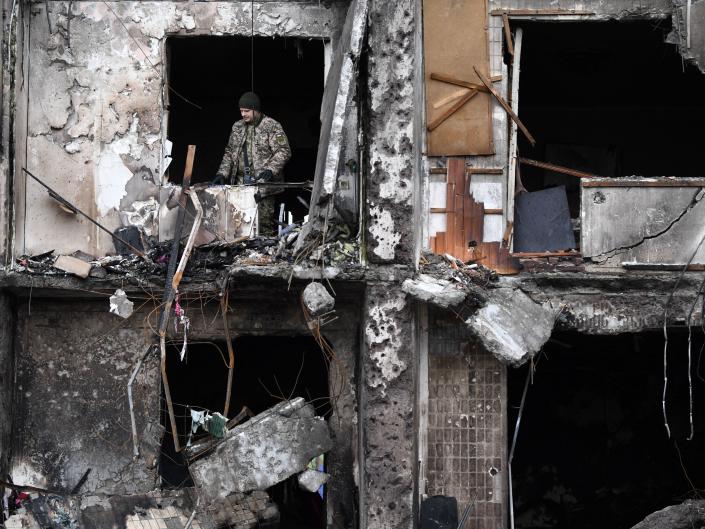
[{"xmin": 240, "ymin": 108, "xmax": 255, "ymax": 124}]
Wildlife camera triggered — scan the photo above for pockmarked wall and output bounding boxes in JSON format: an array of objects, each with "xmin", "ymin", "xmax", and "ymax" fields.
[{"xmin": 15, "ymin": 1, "xmax": 345, "ymax": 258}]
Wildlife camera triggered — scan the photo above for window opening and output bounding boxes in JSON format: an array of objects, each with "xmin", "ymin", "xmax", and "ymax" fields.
[
  {"xmin": 159, "ymin": 335, "xmax": 331, "ymax": 529},
  {"xmin": 166, "ymin": 36, "xmax": 325, "ymax": 221},
  {"xmin": 516, "ymin": 20, "xmax": 705, "ymax": 218},
  {"xmin": 508, "ymin": 330, "xmax": 705, "ymax": 529}
]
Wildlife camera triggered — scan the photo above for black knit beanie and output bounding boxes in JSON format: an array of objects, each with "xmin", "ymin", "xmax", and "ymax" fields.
[{"xmin": 238, "ymin": 92, "xmax": 261, "ymax": 111}]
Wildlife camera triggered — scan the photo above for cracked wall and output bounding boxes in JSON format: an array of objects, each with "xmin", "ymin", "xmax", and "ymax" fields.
[
  {"xmin": 581, "ymin": 180, "xmax": 705, "ymax": 267},
  {"xmin": 14, "ymin": 1, "xmax": 345, "ymax": 258}
]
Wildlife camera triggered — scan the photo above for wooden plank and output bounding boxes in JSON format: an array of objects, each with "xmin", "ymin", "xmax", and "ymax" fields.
[
  {"xmin": 507, "ymin": 27, "xmax": 522, "ymax": 251},
  {"xmin": 427, "ymin": 89, "xmax": 479, "ymax": 131},
  {"xmin": 581, "ymin": 179, "xmax": 705, "ymax": 188},
  {"xmin": 424, "ymin": 0, "xmax": 494, "ymax": 155},
  {"xmin": 491, "ymin": 8, "xmax": 594, "ymax": 15},
  {"xmin": 436, "ymin": 232, "xmax": 446, "ymax": 254},
  {"xmin": 512, "ymin": 251, "xmax": 581, "ymax": 257},
  {"xmin": 467, "ymin": 168, "xmax": 504, "ymax": 175},
  {"xmin": 485, "ymin": 208, "xmax": 503, "ymax": 215},
  {"xmin": 429, "ymin": 72, "xmax": 502, "ymax": 93},
  {"xmin": 502, "ymin": 221, "xmax": 513, "ymax": 247},
  {"xmin": 502, "ymin": 13, "xmax": 514, "ymax": 56},
  {"xmin": 474, "ymin": 66, "xmax": 536, "ymax": 146},
  {"xmin": 430, "ymin": 167, "xmax": 447, "ymax": 174},
  {"xmin": 433, "ymin": 87, "xmax": 473, "ymax": 109},
  {"xmin": 519, "ymin": 157, "xmax": 603, "ymax": 179}
]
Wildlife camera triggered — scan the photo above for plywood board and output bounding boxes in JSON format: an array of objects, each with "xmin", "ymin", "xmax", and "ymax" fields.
[{"xmin": 423, "ymin": 0, "xmax": 494, "ymax": 156}]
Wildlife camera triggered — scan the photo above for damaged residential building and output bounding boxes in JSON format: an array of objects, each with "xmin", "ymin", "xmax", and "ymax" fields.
[{"xmin": 2, "ymin": 0, "xmax": 705, "ymax": 527}]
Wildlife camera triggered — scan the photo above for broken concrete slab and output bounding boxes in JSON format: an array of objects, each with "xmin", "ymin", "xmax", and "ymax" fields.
[
  {"xmin": 465, "ymin": 288, "xmax": 557, "ymax": 366},
  {"xmin": 109, "ymin": 289, "xmax": 134, "ymax": 319},
  {"xmin": 402, "ymin": 274, "xmax": 467, "ymax": 309},
  {"xmin": 631, "ymin": 499, "xmax": 705, "ymax": 529},
  {"xmin": 298, "ymin": 469, "xmax": 330, "ymax": 493},
  {"xmin": 53, "ymin": 255, "xmax": 91, "ymax": 278},
  {"xmin": 302, "ymin": 282, "xmax": 336, "ymax": 317},
  {"xmin": 189, "ymin": 398, "xmax": 332, "ymax": 503}
]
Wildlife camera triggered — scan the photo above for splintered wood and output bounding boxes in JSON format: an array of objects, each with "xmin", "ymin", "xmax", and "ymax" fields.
[{"xmin": 430, "ymin": 159, "xmax": 519, "ymax": 275}]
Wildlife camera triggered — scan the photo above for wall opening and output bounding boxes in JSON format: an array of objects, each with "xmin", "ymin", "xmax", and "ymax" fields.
[
  {"xmin": 166, "ymin": 36, "xmax": 325, "ymax": 220},
  {"xmin": 516, "ymin": 20, "xmax": 705, "ymax": 218},
  {"xmin": 508, "ymin": 329, "xmax": 705, "ymax": 529},
  {"xmin": 159, "ymin": 335, "xmax": 331, "ymax": 528}
]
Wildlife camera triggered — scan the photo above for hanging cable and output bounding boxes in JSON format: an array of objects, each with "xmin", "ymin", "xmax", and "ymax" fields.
[{"xmin": 251, "ymin": 0, "xmax": 255, "ymax": 91}]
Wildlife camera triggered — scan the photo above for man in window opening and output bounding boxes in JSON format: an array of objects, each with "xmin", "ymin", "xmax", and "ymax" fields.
[{"xmin": 214, "ymin": 91, "xmax": 292, "ymax": 236}]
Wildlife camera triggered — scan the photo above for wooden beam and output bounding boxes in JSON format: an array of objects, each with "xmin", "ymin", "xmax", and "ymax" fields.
[
  {"xmin": 433, "ymin": 87, "xmax": 473, "ymax": 109},
  {"xmin": 491, "ymin": 8, "xmax": 594, "ymax": 16},
  {"xmin": 519, "ymin": 157, "xmax": 603, "ymax": 179},
  {"xmin": 506, "ymin": 27, "xmax": 523, "ymax": 252},
  {"xmin": 427, "ymin": 89, "xmax": 478, "ymax": 131},
  {"xmin": 502, "ymin": 13, "xmax": 514, "ymax": 56},
  {"xmin": 430, "ymin": 72, "xmax": 502, "ymax": 92},
  {"xmin": 430, "ymin": 167, "xmax": 504, "ymax": 175},
  {"xmin": 474, "ymin": 66, "xmax": 536, "ymax": 146}
]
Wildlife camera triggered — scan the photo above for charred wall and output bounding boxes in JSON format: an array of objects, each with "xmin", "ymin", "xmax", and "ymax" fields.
[
  {"xmin": 0, "ymin": 292, "xmax": 16, "ymax": 481},
  {"xmin": 11, "ymin": 298, "xmax": 160, "ymax": 495}
]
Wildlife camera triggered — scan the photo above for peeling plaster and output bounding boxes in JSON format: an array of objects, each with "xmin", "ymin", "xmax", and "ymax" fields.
[
  {"xmin": 96, "ymin": 149, "xmax": 133, "ymax": 216},
  {"xmin": 368, "ymin": 205, "xmax": 402, "ymax": 260}
]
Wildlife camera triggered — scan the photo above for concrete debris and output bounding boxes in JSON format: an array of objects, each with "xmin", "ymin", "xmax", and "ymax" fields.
[
  {"xmin": 302, "ymin": 282, "xmax": 336, "ymax": 317},
  {"xmin": 53, "ymin": 255, "xmax": 91, "ymax": 278},
  {"xmin": 297, "ymin": 469, "xmax": 330, "ymax": 493},
  {"xmin": 630, "ymin": 499, "xmax": 705, "ymax": 529},
  {"xmin": 109, "ymin": 289, "xmax": 134, "ymax": 319},
  {"xmin": 465, "ymin": 288, "xmax": 558, "ymax": 366},
  {"xmin": 189, "ymin": 398, "xmax": 332, "ymax": 503},
  {"xmin": 402, "ymin": 274, "xmax": 467, "ymax": 309}
]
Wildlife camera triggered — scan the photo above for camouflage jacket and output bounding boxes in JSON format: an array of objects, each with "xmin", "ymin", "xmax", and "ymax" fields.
[{"xmin": 215, "ymin": 115, "xmax": 291, "ymax": 192}]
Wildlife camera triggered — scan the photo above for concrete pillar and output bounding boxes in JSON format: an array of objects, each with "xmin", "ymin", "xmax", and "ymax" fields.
[
  {"xmin": 364, "ymin": 0, "xmax": 419, "ymax": 265},
  {"xmin": 361, "ymin": 283, "xmax": 416, "ymax": 529}
]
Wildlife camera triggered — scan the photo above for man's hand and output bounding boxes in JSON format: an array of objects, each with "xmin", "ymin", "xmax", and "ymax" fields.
[{"xmin": 256, "ymin": 169, "xmax": 274, "ymax": 183}]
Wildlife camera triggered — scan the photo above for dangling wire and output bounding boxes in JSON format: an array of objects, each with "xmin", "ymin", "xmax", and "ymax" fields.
[{"xmin": 250, "ymin": 0, "xmax": 255, "ymax": 91}]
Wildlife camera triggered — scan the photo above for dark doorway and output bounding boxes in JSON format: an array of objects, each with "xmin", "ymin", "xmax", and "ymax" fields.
[
  {"xmin": 516, "ymin": 20, "xmax": 705, "ymax": 217},
  {"xmin": 159, "ymin": 335, "xmax": 331, "ymax": 529},
  {"xmin": 166, "ymin": 36, "xmax": 325, "ymax": 220},
  {"xmin": 508, "ymin": 329, "xmax": 705, "ymax": 529}
]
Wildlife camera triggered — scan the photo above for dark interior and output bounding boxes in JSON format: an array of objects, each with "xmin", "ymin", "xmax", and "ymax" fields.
[
  {"xmin": 166, "ymin": 36, "xmax": 325, "ymax": 220},
  {"xmin": 159, "ymin": 336, "xmax": 330, "ymax": 528},
  {"xmin": 516, "ymin": 20, "xmax": 705, "ymax": 217},
  {"xmin": 508, "ymin": 329, "xmax": 705, "ymax": 529}
]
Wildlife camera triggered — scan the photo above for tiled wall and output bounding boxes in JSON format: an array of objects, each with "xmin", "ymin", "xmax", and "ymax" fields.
[{"xmin": 426, "ymin": 310, "xmax": 507, "ymax": 529}]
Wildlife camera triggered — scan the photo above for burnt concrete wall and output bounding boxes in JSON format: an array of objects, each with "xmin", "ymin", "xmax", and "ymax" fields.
[
  {"xmin": 364, "ymin": 0, "xmax": 418, "ymax": 265},
  {"xmin": 12, "ymin": 299, "xmax": 160, "ymax": 494},
  {"xmin": 13, "ymin": 1, "xmax": 345, "ymax": 258},
  {"xmin": 361, "ymin": 283, "xmax": 416, "ymax": 529},
  {"xmin": 0, "ymin": 291, "xmax": 15, "ymax": 481},
  {"xmin": 426, "ymin": 310, "xmax": 506, "ymax": 529}
]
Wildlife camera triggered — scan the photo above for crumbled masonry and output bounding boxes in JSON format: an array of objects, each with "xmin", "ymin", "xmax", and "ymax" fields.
[
  {"xmin": 302, "ymin": 281, "xmax": 336, "ymax": 317},
  {"xmin": 189, "ymin": 399, "xmax": 332, "ymax": 503}
]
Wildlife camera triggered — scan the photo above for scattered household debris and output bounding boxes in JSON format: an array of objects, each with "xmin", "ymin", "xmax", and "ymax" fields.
[
  {"xmin": 302, "ymin": 282, "xmax": 335, "ymax": 317},
  {"xmin": 53, "ymin": 255, "xmax": 91, "ymax": 278},
  {"xmin": 109, "ymin": 289, "xmax": 134, "ymax": 319},
  {"xmin": 188, "ymin": 398, "xmax": 332, "ymax": 503},
  {"xmin": 190, "ymin": 409, "xmax": 228, "ymax": 440},
  {"xmin": 297, "ymin": 469, "xmax": 330, "ymax": 494}
]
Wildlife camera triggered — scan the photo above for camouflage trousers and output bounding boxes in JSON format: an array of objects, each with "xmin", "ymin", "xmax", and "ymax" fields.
[{"xmin": 258, "ymin": 196, "xmax": 278, "ymax": 237}]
